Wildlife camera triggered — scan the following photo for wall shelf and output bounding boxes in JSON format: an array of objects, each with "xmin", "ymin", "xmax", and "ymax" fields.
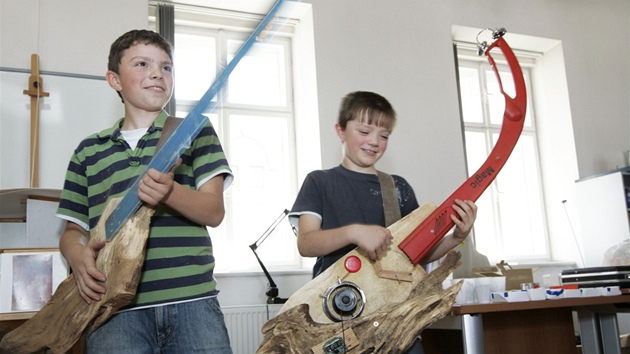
[{"xmin": 0, "ymin": 188, "xmax": 61, "ymax": 222}]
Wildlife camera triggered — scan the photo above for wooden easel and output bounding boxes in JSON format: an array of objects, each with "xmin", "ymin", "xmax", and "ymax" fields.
[{"xmin": 23, "ymin": 53, "xmax": 49, "ymax": 188}]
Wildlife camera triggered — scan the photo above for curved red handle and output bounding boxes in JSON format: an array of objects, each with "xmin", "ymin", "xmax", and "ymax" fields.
[{"xmin": 399, "ymin": 35, "xmax": 527, "ymax": 264}]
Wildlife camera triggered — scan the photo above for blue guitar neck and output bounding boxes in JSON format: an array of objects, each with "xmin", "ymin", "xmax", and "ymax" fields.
[{"xmin": 104, "ymin": 0, "xmax": 286, "ymax": 241}]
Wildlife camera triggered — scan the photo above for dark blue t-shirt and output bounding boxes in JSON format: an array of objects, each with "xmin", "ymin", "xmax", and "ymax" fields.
[{"xmin": 289, "ymin": 165, "xmax": 419, "ymax": 278}]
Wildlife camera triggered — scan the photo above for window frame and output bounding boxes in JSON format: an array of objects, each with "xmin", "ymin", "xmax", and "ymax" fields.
[{"xmin": 148, "ymin": 2, "xmax": 320, "ymax": 273}]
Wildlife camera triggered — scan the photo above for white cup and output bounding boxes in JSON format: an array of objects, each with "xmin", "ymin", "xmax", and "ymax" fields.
[
  {"xmin": 453, "ymin": 278, "xmax": 475, "ymax": 304},
  {"xmin": 474, "ymin": 277, "xmax": 491, "ymax": 303},
  {"xmin": 489, "ymin": 276, "xmax": 506, "ymax": 293}
]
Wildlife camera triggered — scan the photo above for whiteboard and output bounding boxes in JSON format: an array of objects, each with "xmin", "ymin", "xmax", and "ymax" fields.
[
  {"xmin": 0, "ymin": 70, "xmax": 123, "ymax": 189},
  {"xmin": 575, "ymin": 171, "xmax": 630, "ymax": 267}
]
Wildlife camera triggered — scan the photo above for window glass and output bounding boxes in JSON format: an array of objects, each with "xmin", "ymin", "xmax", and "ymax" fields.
[
  {"xmin": 458, "ymin": 54, "xmax": 549, "ymax": 261},
  {"xmin": 223, "ymin": 114, "xmax": 298, "ymax": 269},
  {"xmin": 174, "ymin": 33, "xmax": 216, "ymax": 101},
  {"xmin": 228, "ymin": 40, "xmax": 287, "ymax": 106},
  {"xmin": 459, "ymin": 67, "xmax": 483, "ymax": 124},
  {"xmin": 155, "ymin": 7, "xmax": 305, "ymax": 272}
]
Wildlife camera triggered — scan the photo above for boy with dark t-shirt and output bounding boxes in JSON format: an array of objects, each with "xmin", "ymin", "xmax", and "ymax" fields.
[{"xmin": 289, "ymin": 91, "xmax": 477, "ymax": 353}]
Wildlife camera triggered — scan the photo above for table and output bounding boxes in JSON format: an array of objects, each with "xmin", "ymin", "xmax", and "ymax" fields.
[{"xmin": 449, "ymin": 294, "xmax": 630, "ymax": 354}]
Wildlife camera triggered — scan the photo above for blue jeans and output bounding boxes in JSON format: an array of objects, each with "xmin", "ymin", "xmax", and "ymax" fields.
[
  {"xmin": 87, "ymin": 297, "xmax": 233, "ymax": 354},
  {"xmin": 405, "ymin": 338, "xmax": 425, "ymax": 353}
]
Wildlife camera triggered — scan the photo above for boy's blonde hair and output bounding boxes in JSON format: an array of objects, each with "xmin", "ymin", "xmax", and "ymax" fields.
[{"xmin": 337, "ymin": 91, "xmax": 397, "ymax": 131}]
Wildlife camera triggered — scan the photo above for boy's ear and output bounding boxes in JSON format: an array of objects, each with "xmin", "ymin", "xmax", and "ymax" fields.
[
  {"xmin": 105, "ymin": 70, "xmax": 122, "ymax": 92},
  {"xmin": 335, "ymin": 123, "xmax": 345, "ymax": 141}
]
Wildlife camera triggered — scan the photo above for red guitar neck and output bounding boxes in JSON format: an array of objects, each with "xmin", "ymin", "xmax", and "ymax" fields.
[{"xmin": 398, "ymin": 34, "xmax": 527, "ymax": 265}]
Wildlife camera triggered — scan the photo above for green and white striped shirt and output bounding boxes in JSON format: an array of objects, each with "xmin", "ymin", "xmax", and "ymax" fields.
[{"xmin": 57, "ymin": 111, "xmax": 233, "ymax": 308}]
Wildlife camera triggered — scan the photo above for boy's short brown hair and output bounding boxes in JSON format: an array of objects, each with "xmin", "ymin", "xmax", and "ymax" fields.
[
  {"xmin": 337, "ymin": 91, "xmax": 397, "ymax": 131},
  {"xmin": 108, "ymin": 29, "xmax": 173, "ymax": 74}
]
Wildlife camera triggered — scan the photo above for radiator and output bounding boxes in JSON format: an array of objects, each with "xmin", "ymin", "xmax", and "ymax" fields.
[{"xmin": 222, "ymin": 304, "xmax": 282, "ymax": 354}]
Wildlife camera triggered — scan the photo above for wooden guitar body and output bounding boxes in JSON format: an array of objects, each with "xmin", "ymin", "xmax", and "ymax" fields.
[
  {"xmin": 257, "ymin": 202, "xmax": 463, "ymax": 353},
  {"xmin": 0, "ymin": 198, "xmax": 153, "ymax": 354}
]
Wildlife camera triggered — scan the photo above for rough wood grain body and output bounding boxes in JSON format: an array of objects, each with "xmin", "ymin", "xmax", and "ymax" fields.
[
  {"xmin": 258, "ymin": 201, "xmax": 463, "ymax": 352},
  {"xmin": 279, "ymin": 202, "xmax": 437, "ymax": 324},
  {"xmin": 0, "ymin": 198, "xmax": 153, "ymax": 354},
  {"xmin": 258, "ymin": 249, "xmax": 462, "ymax": 353}
]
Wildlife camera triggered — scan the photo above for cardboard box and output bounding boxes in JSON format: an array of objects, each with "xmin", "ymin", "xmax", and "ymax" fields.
[
  {"xmin": 496, "ymin": 261, "xmax": 534, "ymax": 290},
  {"xmin": 473, "ymin": 266, "xmax": 503, "ymax": 277}
]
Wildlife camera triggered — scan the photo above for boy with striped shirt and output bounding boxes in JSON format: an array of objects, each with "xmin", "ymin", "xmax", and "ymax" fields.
[{"xmin": 56, "ymin": 29, "xmax": 233, "ymax": 353}]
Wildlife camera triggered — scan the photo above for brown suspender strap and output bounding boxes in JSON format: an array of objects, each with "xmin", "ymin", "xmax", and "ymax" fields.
[
  {"xmin": 377, "ymin": 170, "xmax": 401, "ymax": 227},
  {"xmin": 374, "ymin": 171, "xmax": 412, "ymax": 283},
  {"xmin": 155, "ymin": 116, "xmax": 183, "ymax": 153}
]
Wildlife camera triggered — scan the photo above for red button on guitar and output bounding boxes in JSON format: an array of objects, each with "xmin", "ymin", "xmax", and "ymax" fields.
[{"xmin": 344, "ymin": 255, "xmax": 362, "ymax": 273}]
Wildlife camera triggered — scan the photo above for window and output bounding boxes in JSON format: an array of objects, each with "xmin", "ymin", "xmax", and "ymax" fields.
[
  {"xmin": 455, "ymin": 36, "xmax": 550, "ymax": 262},
  {"xmin": 149, "ymin": 2, "xmax": 320, "ymax": 272}
]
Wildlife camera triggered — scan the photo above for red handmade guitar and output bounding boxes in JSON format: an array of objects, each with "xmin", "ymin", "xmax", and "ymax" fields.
[{"xmin": 258, "ymin": 28, "xmax": 527, "ymax": 353}]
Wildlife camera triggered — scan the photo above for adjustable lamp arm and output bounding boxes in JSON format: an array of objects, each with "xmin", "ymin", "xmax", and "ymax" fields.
[{"xmin": 249, "ymin": 209, "xmax": 290, "ymax": 304}]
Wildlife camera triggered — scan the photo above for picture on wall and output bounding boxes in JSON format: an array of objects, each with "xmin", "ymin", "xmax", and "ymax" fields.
[
  {"xmin": 0, "ymin": 249, "xmax": 68, "ymax": 313},
  {"xmin": 11, "ymin": 253, "xmax": 53, "ymax": 311}
]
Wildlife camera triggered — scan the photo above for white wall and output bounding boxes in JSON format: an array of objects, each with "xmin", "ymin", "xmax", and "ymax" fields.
[
  {"xmin": 0, "ymin": 1, "xmax": 147, "ymax": 77},
  {"xmin": 1, "ymin": 0, "xmax": 630, "ymax": 307},
  {"xmin": 302, "ymin": 0, "xmax": 629, "ymax": 198},
  {"xmin": 0, "ymin": 0, "xmax": 146, "ymax": 189}
]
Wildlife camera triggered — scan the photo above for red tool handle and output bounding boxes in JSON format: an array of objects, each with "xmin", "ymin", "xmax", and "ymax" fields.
[{"xmin": 399, "ymin": 34, "xmax": 527, "ymax": 265}]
